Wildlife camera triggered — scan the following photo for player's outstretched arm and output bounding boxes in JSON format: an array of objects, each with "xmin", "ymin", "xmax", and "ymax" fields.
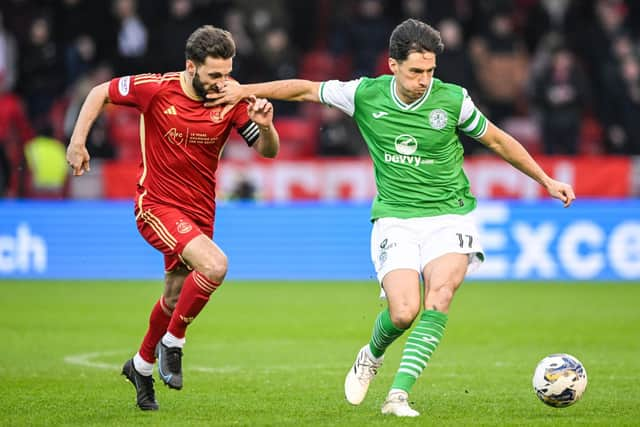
[
  {"xmin": 66, "ymin": 82, "xmax": 111, "ymax": 176},
  {"xmin": 206, "ymin": 79, "xmax": 322, "ymax": 107},
  {"xmin": 478, "ymin": 121, "xmax": 576, "ymax": 207}
]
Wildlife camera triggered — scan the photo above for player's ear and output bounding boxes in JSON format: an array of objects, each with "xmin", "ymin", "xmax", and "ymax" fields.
[
  {"xmin": 186, "ymin": 60, "xmax": 196, "ymax": 76},
  {"xmin": 388, "ymin": 58, "xmax": 398, "ymax": 74}
]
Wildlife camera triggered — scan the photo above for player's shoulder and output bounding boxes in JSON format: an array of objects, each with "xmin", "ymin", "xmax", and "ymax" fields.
[
  {"xmin": 432, "ymin": 78, "xmax": 465, "ymax": 95},
  {"xmin": 132, "ymin": 72, "xmax": 182, "ymax": 88},
  {"xmin": 360, "ymin": 74, "xmax": 392, "ymax": 87},
  {"xmin": 431, "ymin": 78, "xmax": 469, "ymax": 108},
  {"xmin": 354, "ymin": 74, "xmax": 392, "ymax": 95}
]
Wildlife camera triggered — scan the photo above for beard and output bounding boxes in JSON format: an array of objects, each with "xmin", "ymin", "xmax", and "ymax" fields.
[
  {"xmin": 192, "ymin": 71, "xmax": 220, "ymax": 101},
  {"xmin": 192, "ymin": 72, "xmax": 207, "ymax": 99}
]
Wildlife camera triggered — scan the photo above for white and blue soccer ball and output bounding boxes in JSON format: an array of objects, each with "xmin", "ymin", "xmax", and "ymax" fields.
[{"xmin": 532, "ymin": 353, "xmax": 588, "ymax": 408}]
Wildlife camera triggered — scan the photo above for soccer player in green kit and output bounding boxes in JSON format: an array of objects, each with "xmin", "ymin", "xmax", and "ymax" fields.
[{"xmin": 209, "ymin": 19, "xmax": 575, "ymax": 417}]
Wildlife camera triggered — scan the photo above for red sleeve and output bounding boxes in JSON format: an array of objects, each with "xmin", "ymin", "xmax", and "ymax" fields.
[
  {"xmin": 108, "ymin": 74, "xmax": 161, "ymax": 112},
  {"xmin": 231, "ymin": 100, "xmax": 251, "ymax": 130}
]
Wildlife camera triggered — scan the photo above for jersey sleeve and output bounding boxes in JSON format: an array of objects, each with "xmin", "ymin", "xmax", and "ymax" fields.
[
  {"xmin": 318, "ymin": 79, "xmax": 363, "ymax": 117},
  {"xmin": 457, "ymin": 88, "xmax": 488, "ymax": 139},
  {"xmin": 231, "ymin": 101, "xmax": 259, "ymax": 146},
  {"xmin": 108, "ymin": 74, "xmax": 162, "ymax": 112}
]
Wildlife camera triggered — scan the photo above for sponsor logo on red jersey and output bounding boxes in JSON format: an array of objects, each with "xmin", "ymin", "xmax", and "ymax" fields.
[
  {"xmin": 179, "ymin": 314, "xmax": 195, "ymax": 324},
  {"xmin": 118, "ymin": 76, "xmax": 131, "ymax": 96},
  {"xmin": 164, "ymin": 128, "xmax": 185, "ymax": 145}
]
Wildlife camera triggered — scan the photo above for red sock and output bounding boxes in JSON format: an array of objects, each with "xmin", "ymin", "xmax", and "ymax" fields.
[
  {"xmin": 139, "ymin": 296, "xmax": 172, "ymax": 363},
  {"xmin": 167, "ymin": 271, "xmax": 220, "ymax": 339}
]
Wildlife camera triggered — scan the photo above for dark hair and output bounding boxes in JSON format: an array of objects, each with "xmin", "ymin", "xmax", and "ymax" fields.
[
  {"xmin": 185, "ymin": 25, "xmax": 235, "ymax": 64},
  {"xmin": 389, "ymin": 19, "xmax": 444, "ymax": 61}
]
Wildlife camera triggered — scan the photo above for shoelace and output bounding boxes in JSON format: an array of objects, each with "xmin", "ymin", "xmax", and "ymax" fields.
[
  {"xmin": 388, "ymin": 393, "xmax": 416, "ymax": 410},
  {"xmin": 384, "ymin": 393, "xmax": 418, "ymax": 416},
  {"xmin": 356, "ymin": 358, "xmax": 379, "ymax": 380},
  {"xmin": 390, "ymin": 394, "xmax": 408, "ymax": 404}
]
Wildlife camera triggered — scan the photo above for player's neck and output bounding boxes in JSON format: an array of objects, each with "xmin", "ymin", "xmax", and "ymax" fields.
[
  {"xmin": 393, "ymin": 81, "xmax": 417, "ymax": 104},
  {"xmin": 180, "ymin": 71, "xmax": 201, "ymax": 101}
]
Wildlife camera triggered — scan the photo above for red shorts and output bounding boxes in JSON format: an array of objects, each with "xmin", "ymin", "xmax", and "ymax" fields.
[{"xmin": 135, "ymin": 203, "xmax": 213, "ymax": 272}]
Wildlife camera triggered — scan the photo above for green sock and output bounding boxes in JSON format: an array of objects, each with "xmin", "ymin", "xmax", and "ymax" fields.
[
  {"xmin": 368, "ymin": 308, "xmax": 406, "ymax": 358},
  {"xmin": 391, "ymin": 309, "xmax": 448, "ymax": 392}
]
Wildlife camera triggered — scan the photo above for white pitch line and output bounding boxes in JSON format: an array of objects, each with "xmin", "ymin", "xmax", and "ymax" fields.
[
  {"xmin": 64, "ymin": 350, "xmax": 342, "ymax": 374},
  {"xmin": 64, "ymin": 351, "xmax": 124, "ymax": 370},
  {"xmin": 64, "ymin": 350, "xmax": 500, "ymax": 376}
]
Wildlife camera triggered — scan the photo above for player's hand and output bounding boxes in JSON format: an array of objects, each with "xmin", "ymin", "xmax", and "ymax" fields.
[
  {"xmin": 247, "ymin": 95, "xmax": 274, "ymax": 128},
  {"xmin": 546, "ymin": 179, "xmax": 575, "ymax": 208},
  {"xmin": 66, "ymin": 142, "xmax": 91, "ymax": 176},
  {"xmin": 205, "ymin": 80, "xmax": 245, "ymax": 108}
]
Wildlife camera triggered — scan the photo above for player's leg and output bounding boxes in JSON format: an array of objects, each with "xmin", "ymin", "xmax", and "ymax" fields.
[
  {"xmin": 379, "ymin": 269, "xmax": 424, "ymax": 416},
  {"xmin": 166, "ymin": 235, "xmax": 227, "ymax": 339},
  {"xmin": 345, "ymin": 270, "xmax": 420, "ymax": 405},
  {"xmin": 157, "ymin": 235, "xmax": 227, "ymax": 389},
  {"xmin": 423, "ymin": 253, "xmax": 469, "ymax": 312},
  {"xmin": 345, "ymin": 218, "xmax": 421, "ymax": 406},
  {"xmin": 384, "ymin": 253, "xmax": 468, "ymax": 417},
  {"xmin": 383, "ymin": 213, "xmax": 484, "ymax": 416},
  {"xmin": 134, "ymin": 267, "xmax": 189, "ymax": 374},
  {"xmin": 122, "ymin": 208, "xmax": 194, "ymax": 410},
  {"xmin": 124, "ymin": 204, "xmax": 218, "ymax": 397}
]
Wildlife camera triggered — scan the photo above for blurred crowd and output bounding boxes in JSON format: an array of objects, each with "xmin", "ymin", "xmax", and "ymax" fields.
[{"xmin": 1, "ymin": 0, "xmax": 639, "ymax": 198}]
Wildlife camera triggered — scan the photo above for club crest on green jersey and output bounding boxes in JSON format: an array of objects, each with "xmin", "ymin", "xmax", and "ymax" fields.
[{"xmin": 429, "ymin": 109, "xmax": 448, "ymax": 130}]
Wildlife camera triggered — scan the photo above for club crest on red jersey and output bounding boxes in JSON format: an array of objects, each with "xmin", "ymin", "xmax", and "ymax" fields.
[
  {"xmin": 176, "ymin": 220, "xmax": 193, "ymax": 234},
  {"xmin": 210, "ymin": 108, "xmax": 223, "ymax": 123}
]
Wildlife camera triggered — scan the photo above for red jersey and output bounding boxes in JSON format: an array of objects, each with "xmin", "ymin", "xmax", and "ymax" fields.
[{"xmin": 108, "ymin": 72, "xmax": 258, "ymax": 225}]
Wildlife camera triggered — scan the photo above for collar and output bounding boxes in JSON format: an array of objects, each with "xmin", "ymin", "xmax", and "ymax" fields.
[{"xmin": 390, "ymin": 76, "xmax": 433, "ymax": 111}]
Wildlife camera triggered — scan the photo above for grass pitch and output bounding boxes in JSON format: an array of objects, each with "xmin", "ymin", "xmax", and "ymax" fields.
[{"xmin": 1, "ymin": 280, "xmax": 639, "ymax": 426}]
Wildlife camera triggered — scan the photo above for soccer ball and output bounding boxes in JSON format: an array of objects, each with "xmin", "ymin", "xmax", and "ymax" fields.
[{"xmin": 532, "ymin": 353, "xmax": 587, "ymax": 408}]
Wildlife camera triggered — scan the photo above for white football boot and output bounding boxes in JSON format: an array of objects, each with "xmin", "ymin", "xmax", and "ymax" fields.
[
  {"xmin": 344, "ymin": 344, "xmax": 383, "ymax": 405},
  {"xmin": 381, "ymin": 390, "xmax": 420, "ymax": 417}
]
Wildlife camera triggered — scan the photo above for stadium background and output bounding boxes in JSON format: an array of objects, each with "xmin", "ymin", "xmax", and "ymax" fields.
[
  {"xmin": 0, "ymin": 0, "xmax": 638, "ymax": 281},
  {"xmin": 1, "ymin": 2, "xmax": 640, "ymax": 426}
]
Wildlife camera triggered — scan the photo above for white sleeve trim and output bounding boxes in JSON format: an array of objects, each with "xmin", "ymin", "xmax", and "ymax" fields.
[
  {"xmin": 476, "ymin": 120, "xmax": 489, "ymax": 139},
  {"xmin": 318, "ymin": 79, "xmax": 362, "ymax": 117},
  {"xmin": 457, "ymin": 88, "xmax": 476, "ymax": 125},
  {"xmin": 461, "ymin": 112, "xmax": 481, "ymax": 132}
]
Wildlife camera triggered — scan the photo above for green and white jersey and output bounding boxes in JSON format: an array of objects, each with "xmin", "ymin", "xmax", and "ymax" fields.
[{"xmin": 318, "ymin": 75, "xmax": 488, "ymax": 220}]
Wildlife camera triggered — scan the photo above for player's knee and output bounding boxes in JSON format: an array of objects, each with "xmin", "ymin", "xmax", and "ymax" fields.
[
  {"xmin": 199, "ymin": 252, "xmax": 228, "ymax": 283},
  {"xmin": 436, "ymin": 286, "xmax": 455, "ymax": 309},
  {"xmin": 429, "ymin": 282, "xmax": 458, "ymax": 311},
  {"xmin": 163, "ymin": 294, "xmax": 179, "ymax": 310},
  {"xmin": 390, "ymin": 305, "xmax": 419, "ymax": 329}
]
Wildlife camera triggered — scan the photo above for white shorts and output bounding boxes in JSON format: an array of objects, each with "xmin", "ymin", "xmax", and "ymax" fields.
[{"xmin": 370, "ymin": 213, "xmax": 485, "ymax": 284}]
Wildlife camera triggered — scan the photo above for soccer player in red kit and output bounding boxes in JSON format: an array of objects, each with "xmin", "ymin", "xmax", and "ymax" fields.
[{"xmin": 66, "ymin": 26, "xmax": 280, "ymax": 411}]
